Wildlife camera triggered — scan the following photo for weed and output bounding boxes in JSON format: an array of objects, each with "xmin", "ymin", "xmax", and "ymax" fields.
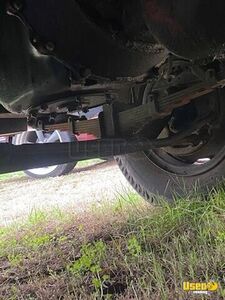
[
  {"xmin": 69, "ymin": 240, "xmax": 110, "ymax": 297},
  {"xmin": 23, "ymin": 233, "xmax": 51, "ymax": 249},
  {"xmin": 7, "ymin": 253, "xmax": 23, "ymax": 266},
  {"xmin": 1, "ymin": 189, "xmax": 225, "ymax": 299},
  {"xmin": 127, "ymin": 236, "xmax": 142, "ymax": 257}
]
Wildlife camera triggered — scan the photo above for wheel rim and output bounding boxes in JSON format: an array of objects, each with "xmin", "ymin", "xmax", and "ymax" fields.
[
  {"xmin": 142, "ymin": 84, "xmax": 225, "ymax": 177},
  {"xmin": 28, "ymin": 165, "xmax": 58, "ymax": 176},
  {"xmin": 145, "ymin": 135, "xmax": 225, "ymax": 177},
  {"xmin": 27, "ymin": 130, "xmax": 62, "ymax": 175}
]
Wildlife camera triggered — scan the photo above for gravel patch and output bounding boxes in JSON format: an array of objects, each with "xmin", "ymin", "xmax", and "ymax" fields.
[{"xmin": 0, "ymin": 161, "xmax": 135, "ymax": 225}]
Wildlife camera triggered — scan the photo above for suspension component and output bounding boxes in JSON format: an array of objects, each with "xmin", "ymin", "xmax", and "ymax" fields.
[{"xmin": 0, "ymin": 117, "xmax": 211, "ymax": 174}]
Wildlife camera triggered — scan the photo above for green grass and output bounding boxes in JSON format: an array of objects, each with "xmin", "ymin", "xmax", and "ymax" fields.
[
  {"xmin": 76, "ymin": 158, "xmax": 106, "ymax": 168},
  {"xmin": 0, "ymin": 171, "xmax": 24, "ymax": 181},
  {"xmin": 1, "ymin": 189, "xmax": 225, "ymax": 299}
]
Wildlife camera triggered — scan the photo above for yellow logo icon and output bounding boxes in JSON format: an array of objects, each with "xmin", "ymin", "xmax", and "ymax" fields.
[{"xmin": 183, "ymin": 282, "xmax": 218, "ymax": 294}]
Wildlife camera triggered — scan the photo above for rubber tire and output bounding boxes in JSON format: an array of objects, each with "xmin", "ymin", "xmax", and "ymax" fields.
[
  {"xmin": 115, "ymin": 151, "xmax": 225, "ymax": 203},
  {"xmin": 13, "ymin": 131, "xmax": 77, "ymax": 179}
]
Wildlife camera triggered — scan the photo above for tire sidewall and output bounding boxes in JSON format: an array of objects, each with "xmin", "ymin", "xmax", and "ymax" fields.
[
  {"xmin": 13, "ymin": 131, "xmax": 77, "ymax": 179},
  {"xmin": 116, "ymin": 151, "xmax": 225, "ymax": 202}
]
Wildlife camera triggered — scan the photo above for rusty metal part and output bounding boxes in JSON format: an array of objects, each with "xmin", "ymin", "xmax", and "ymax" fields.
[
  {"xmin": 45, "ymin": 118, "xmax": 101, "ymax": 138},
  {"xmin": 42, "ymin": 75, "xmax": 225, "ymax": 139},
  {"xmin": 157, "ymin": 80, "xmax": 218, "ymax": 114},
  {"xmin": 118, "ymin": 78, "xmax": 225, "ymax": 135}
]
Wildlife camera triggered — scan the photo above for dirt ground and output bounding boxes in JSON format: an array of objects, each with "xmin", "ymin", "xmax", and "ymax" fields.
[{"xmin": 0, "ymin": 161, "xmax": 134, "ymax": 226}]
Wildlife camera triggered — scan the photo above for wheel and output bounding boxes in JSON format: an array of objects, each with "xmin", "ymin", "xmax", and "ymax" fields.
[
  {"xmin": 13, "ymin": 130, "xmax": 77, "ymax": 179},
  {"xmin": 116, "ymin": 88, "xmax": 225, "ymax": 203}
]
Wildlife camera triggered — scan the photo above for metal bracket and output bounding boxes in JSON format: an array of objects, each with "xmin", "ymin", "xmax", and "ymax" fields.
[
  {"xmin": 102, "ymin": 104, "xmax": 116, "ymax": 138},
  {"xmin": 0, "ymin": 114, "xmax": 27, "ymax": 135}
]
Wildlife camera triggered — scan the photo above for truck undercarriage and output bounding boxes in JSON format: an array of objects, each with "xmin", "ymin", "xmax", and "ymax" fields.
[{"xmin": 1, "ymin": 0, "xmax": 225, "ymax": 201}]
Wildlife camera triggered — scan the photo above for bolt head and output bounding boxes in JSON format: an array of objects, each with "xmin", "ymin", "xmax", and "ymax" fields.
[
  {"xmin": 32, "ymin": 37, "xmax": 38, "ymax": 45},
  {"xmin": 12, "ymin": 0, "xmax": 23, "ymax": 11},
  {"xmin": 45, "ymin": 42, "xmax": 55, "ymax": 52}
]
